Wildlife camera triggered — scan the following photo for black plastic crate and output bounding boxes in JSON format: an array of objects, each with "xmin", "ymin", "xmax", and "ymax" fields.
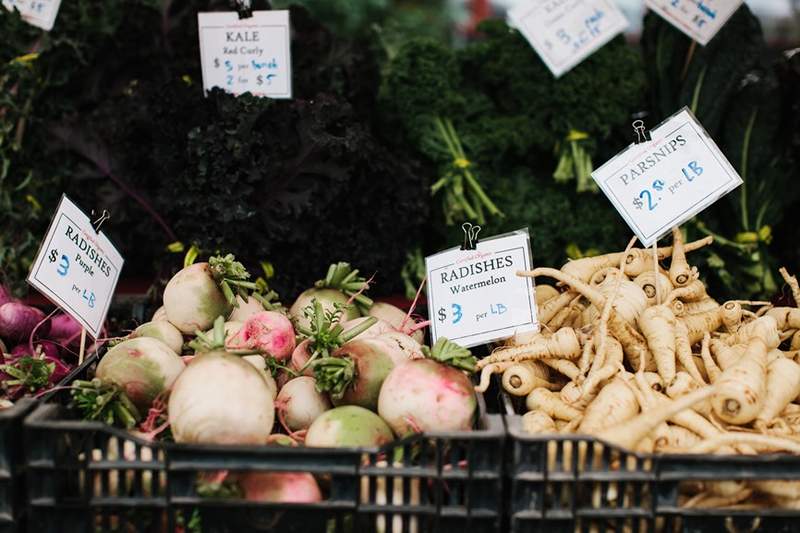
[
  {"xmin": 506, "ymin": 392, "xmax": 800, "ymax": 533},
  {"xmin": 25, "ymin": 403, "xmax": 168, "ymax": 532},
  {"xmin": 0, "ymin": 352, "xmax": 99, "ymax": 533}
]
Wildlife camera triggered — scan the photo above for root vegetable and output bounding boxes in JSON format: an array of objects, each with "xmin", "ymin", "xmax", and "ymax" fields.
[
  {"xmin": 525, "ymin": 388, "xmax": 581, "ymax": 421},
  {"xmin": 720, "ymin": 301, "xmax": 743, "ymax": 333},
  {"xmin": 0, "ymin": 302, "xmax": 48, "ymax": 342},
  {"xmin": 276, "ymin": 376, "xmax": 331, "ymax": 432},
  {"xmin": 638, "ymin": 305, "xmax": 678, "ymax": 384},
  {"xmin": 538, "ymin": 290, "xmax": 577, "ymax": 324},
  {"xmin": 621, "ymin": 236, "xmax": 713, "ymax": 278},
  {"xmin": 522, "ymin": 410, "xmax": 557, "ymax": 434},
  {"xmin": 578, "ymin": 377, "xmax": 639, "ymax": 434},
  {"xmin": 595, "ymin": 385, "xmax": 716, "ymax": 450},
  {"xmin": 666, "ymin": 279, "xmax": 708, "ymax": 304},
  {"xmin": 367, "ymin": 302, "xmax": 425, "ymax": 344},
  {"xmin": 502, "ymin": 361, "xmax": 552, "ymax": 396},
  {"xmin": 229, "ymin": 295, "xmax": 267, "ymax": 323},
  {"xmin": 373, "ymin": 332, "xmax": 425, "ymax": 363},
  {"xmin": 151, "ymin": 306, "xmax": 167, "ymax": 322},
  {"xmin": 668, "ymin": 227, "xmax": 693, "ymax": 287},
  {"xmin": 238, "ymin": 472, "xmax": 322, "ymax": 503},
  {"xmin": 290, "ymin": 263, "xmax": 372, "ymax": 330},
  {"xmin": 683, "ymin": 298, "xmax": 720, "ymax": 314},
  {"xmin": 305, "ymin": 405, "xmax": 394, "ymax": 447},
  {"xmin": 476, "ymin": 327, "xmax": 581, "ymax": 369},
  {"xmin": 709, "ymin": 340, "xmax": 745, "ymax": 371},
  {"xmin": 378, "ymin": 358, "xmax": 476, "ymax": 437},
  {"xmin": 228, "ymin": 311, "xmax": 295, "ymax": 360},
  {"xmin": 48, "ymin": 314, "xmax": 82, "ymax": 348},
  {"xmin": 755, "ymin": 357, "xmax": 800, "ymax": 427},
  {"xmin": 535, "ymin": 284, "xmax": 560, "ymax": 304},
  {"xmin": 634, "ymin": 271, "xmax": 673, "ymax": 306},
  {"xmin": 130, "ymin": 321, "xmax": 184, "ymax": 355},
  {"xmin": 96, "ymin": 337, "xmax": 185, "ymax": 410},
  {"xmin": 711, "ymin": 338, "xmax": 768, "ymax": 425},
  {"xmin": 724, "ymin": 316, "xmax": 780, "ymax": 349},
  {"xmin": 169, "ymin": 351, "xmax": 274, "ymax": 444},
  {"xmin": 290, "ymin": 289, "xmax": 358, "ymax": 331},
  {"xmin": 766, "ymin": 307, "xmax": 800, "ymax": 331},
  {"xmin": 241, "ymin": 355, "xmax": 277, "ymax": 398},
  {"xmin": 163, "ymin": 259, "xmax": 246, "ymax": 334},
  {"xmin": 674, "ymin": 321, "xmax": 704, "ymax": 384},
  {"xmin": 316, "ymin": 338, "xmax": 397, "ymax": 411}
]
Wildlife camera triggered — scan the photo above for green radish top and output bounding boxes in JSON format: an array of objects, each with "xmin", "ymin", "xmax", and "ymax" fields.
[
  {"xmin": 0, "ymin": 355, "xmax": 54, "ymax": 393},
  {"xmin": 315, "ymin": 262, "xmax": 374, "ymax": 314},
  {"xmin": 71, "ymin": 378, "xmax": 141, "ymax": 429},
  {"xmin": 300, "ymin": 301, "xmax": 377, "ymax": 397},
  {"xmin": 207, "ymin": 254, "xmax": 258, "ymax": 307},
  {"xmin": 424, "ymin": 337, "xmax": 477, "ymax": 373}
]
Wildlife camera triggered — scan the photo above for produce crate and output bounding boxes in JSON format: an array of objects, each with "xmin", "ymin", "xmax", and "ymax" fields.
[
  {"xmin": 0, "ymin": 352, "xmax": 99, "ymax": 533},
  {"xmin": 505, "ymin": 395, "xmax": 800, "ymax": 532},
  {"xmin": 27, "ymin": 391, "xmax": 504, "ymax": 532}
]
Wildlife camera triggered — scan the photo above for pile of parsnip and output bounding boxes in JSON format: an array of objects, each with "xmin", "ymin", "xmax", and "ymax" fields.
[{"xmin": 476, "ymin": 228, "xmax": 800, "ymax": 508}]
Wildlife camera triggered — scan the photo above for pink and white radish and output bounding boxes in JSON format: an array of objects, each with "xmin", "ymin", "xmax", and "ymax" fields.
[
  {"xmin": 130, "ymin": 321, "xmax": 184, "ymax": 355},
  {"xmin": 229, "ymin": 295, "xmax": 266, "ymax": 322},
  {"xmin": 305, "ymin": 405, "xmax": 394, "ymax": 447},
  {"xmin": 96, "ymin": 337, "xmax": 185, "ymax": 410},
  {"xmin": 378, "ymin": 338, "xmax": 477, "ymax": 437},
  {"xmin": 227, "ymin": 311, "xmax": 295, "ymax": 360},
  {"xmin": 368, "ymin": 302, "xmax": 425, "ymax": 344},
  {"xmin": 238, "ymin": 472, "xmax": 322, "ymax": 503},
  {"xmin": 276, "ymin": 376, "xmax": 331, "ymax": 432},
  {"xmin": 151, "ymin": 306, "xmax": 168, "ymax": 322}
]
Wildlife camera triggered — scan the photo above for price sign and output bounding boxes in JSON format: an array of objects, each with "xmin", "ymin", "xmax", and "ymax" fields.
[
  {"xmin": 644, "ymin": 0, "xmax": 743, "ymax": 46},
  {"xmin": 425, "ymin": 229, "xmax": 538, "ymax": 348},
  {"xmin": 198, "ymin": 10, "xmax": 292, "ymax": 99},
  {"xmin": 27, "ymin": 195, "xmax": 124, "ymax": 338},
  {"xmin": 3, "ymin": 0, "xmax": 61, "ymax": 31},
  {"xmin": 508, "ymin": 0, "xmax": 628, "ymax": 78},
  {"xmin": 591, "ymin": 107, "xmax": 742, "ymax": 247}
]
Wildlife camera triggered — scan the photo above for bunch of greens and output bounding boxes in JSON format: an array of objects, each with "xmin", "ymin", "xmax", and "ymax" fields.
[
  {"xmin": 641, "ymin": 5, "xmax": 800, "ymax": 298},
  {"xmin": 380, "ymin": 19, "xmax": 642, "ymax": 270}
]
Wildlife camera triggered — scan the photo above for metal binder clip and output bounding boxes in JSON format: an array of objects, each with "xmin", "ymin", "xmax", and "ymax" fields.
[
  {"xmin": 632, "ymin": 119, "xmax": 651, "ymax": 145},
  {"xmin": 231, "ymin": 0, "xmax": 253, "ymax": 19},
  {"xmin": 460, "ymin": 222, "xmax": 481, "ymax": 251},
  {"xmin": 91, "ymin": 209, "xmax": 111, "ymax": 233}
]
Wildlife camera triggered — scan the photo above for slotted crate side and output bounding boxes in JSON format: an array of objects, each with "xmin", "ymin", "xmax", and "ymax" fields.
[
  {"xmin": 166, "ymin": 442, "xmax": 361, "ymax": 533},
  {"xmin": 25, "ymin": 403, "xmax": 167, "ymax": 533},
  {"xmin": 0, "ymin": 399, "xmax": 37, "ymax": 532},
  {"xmin": 506, "ymin": 415, "xmax": 655, "ymax": 533},
  {"xmin": 358, "ymin": 413, "xmax": 505, "ymax": 533}
]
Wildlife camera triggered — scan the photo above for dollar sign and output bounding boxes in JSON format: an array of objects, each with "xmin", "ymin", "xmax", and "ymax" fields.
[
  {"xmin": 632, "ymin": 196, "xmax": 643, "ymax": 210},
  {"xmin": 256, "ymin": 74, "xmax": 263, "ymax": 86},
  {"xmin": 48, "ymin": 248, "xmax": 58, "ymax": 263},
  {"xmin": 214, "ymin": 58, "xmax": 220, "ymax": 68},
  {"xmin": 437, "ymin": 307, "xmax": 447, "ymax": 323}
]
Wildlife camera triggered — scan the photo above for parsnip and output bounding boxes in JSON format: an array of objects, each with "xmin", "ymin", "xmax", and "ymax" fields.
[{"xmin": 712, "ymin": 338, "xmax": 768, "ymax": 425}]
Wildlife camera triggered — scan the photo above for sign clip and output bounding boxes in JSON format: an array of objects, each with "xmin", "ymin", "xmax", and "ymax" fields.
[
  {"xmin": 230, "ymin": 0, "xmax": 253, "ymax": 19},
  {"xmin": 460, "ymin": 222, "xmax": 481, "ymax": 251},
  {"xmin": 632, "ymin": 119, "xmax": 651, "ymax": 145},
  {"xmin": 91, "ymin": 209, "xmax": 111, "ymax": 233}
]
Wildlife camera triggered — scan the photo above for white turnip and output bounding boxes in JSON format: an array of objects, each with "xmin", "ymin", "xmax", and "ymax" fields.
[
  {"xmin": 305, "ymin": 405, "xmax": 394, "ymax": 447},
  {"xmin": 290, "ymin": 289, "xmax": 358, "ymax": 331},
  {"xmin": 163, "ymin": 263, "xmax": 232, "ymax": 334},
  {"xmin": 378, "ymin": 339, "xmax": 476, "ymax": 437},
  {"xmin": 96, "ymin": 337, "xmax": 185, "ymax": 410},
  {"xmin": 169, "ymin": 351, "xmax": 274, "ymax": 445},
  {"xmin": 242, "ymin": 355, "xmax": 278, "ymax": 399},
  {"xmin": 276, "ymin": 376, "xmax": 331, "ymax": 432},
  {"xmin": 368, "ymin": 302, "xmax": 425, "ymax": 344},
  {"xmin": 130, "ymin": 321, "xmax": 184, "ymax": 355},
  {"xmin": 151, "ymin": 306, "xmax": 167, "ymax": 322},
  {"xmin": 290, "ymin": 262, "xmax": 373, "ymax": 330},
  {"xmin": 229, "ymin": 295, "xmax": 266, "ymax": 322}
]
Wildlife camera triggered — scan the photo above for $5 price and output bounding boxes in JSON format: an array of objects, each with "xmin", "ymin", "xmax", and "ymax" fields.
[{"xmin": 437, "ymin": 303, "xmax": 463, "ymax": 325}]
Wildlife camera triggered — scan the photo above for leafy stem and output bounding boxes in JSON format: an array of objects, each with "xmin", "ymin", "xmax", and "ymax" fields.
[
  {"xmin": 425, "ymin": 337, "xmax": 476, "ymax": 373},
  {"xmin": 312, "ymin": 357, "xmax": 356, "ymax": 400},
  {"xmin": 0, "ymin": 355, "xmax": 53, "ymax": 392},
  {"xmin": 208, "ymin": 253, "xmax": 253, "ymax": 307},
  {"xmin": 315, "ymin": 262, "xmax": 374, "ymax": 312},
  {"xmin": 71, "ymin": 378, "xmax": 141, "ymax": 429}
]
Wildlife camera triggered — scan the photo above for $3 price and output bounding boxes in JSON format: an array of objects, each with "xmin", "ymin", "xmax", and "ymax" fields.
[{"xmin": 437, "ymin": 303, "xmax": 463, "ymax": 325}]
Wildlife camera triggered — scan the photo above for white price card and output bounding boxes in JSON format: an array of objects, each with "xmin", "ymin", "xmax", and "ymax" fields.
[
  {"xmin": 3, "ymin": 0, "xmax": 61, "ymax": 31},
  {"xmin": 591, "ymin": 107, "xmax": 742, "ymax": 247},
  {"xmin": 198, "ymin": 10, "xmax": 292, "ymax": 99},
  {"xmin": 426, "ymin": 229, "xmax": 538, "ymax": 349},
  {"xmin": 644, "ymin": 0, "xmax": 743, "ymax": 46},
  {"xmin": 508, "ymin": 0, "xmax": 628, "ymax": 78},
  {"xmin": 27, "ymin": 195, "xmax": 124, "ymax": 338}
]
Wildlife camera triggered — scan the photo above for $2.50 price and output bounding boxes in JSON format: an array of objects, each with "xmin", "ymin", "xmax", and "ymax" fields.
[{"xmin": 632, "ymin": 160, "xmax": 704, "ymax": 211}]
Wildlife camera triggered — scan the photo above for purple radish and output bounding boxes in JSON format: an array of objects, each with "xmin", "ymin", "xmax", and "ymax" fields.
[
  {"xmin": 0, "ymin": 302, "xmax": 49, "ymax": 342},
  {"xmin": 48, "ymin": 314, "xmax": 82, "ymax": 347},
  {"xmin": 305, "ymin": 405, "xmax": 394, "ymax": 447},
  {"xmin": 0, "ymin": 285, "xmax": 14, "ymax": 307}
]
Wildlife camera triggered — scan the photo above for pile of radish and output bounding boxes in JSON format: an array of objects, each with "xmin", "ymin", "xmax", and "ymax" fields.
[
  {"xmin": 476, "ymin": 227, "xmax": 800, "ymax": 508},
  {"xmin": 75, "ymin": 254, "xmax": 478, "ymax": 507},
  {"xmin": 0, "ymin": 284, "xmax": 91, "ymax": 406}
]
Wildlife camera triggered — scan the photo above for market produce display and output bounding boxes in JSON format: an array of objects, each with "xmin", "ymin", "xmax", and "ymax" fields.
[
  {"xmin": 64, "ymin": 254, "xmax": 478, "ymax": 508},
  {"xmin": 480, "ymin": 228, "xmax": 800, "ymax": 508},
  {"xmin": 0, "ymin": 284, "xmax": 93, "ymax": 404}
]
